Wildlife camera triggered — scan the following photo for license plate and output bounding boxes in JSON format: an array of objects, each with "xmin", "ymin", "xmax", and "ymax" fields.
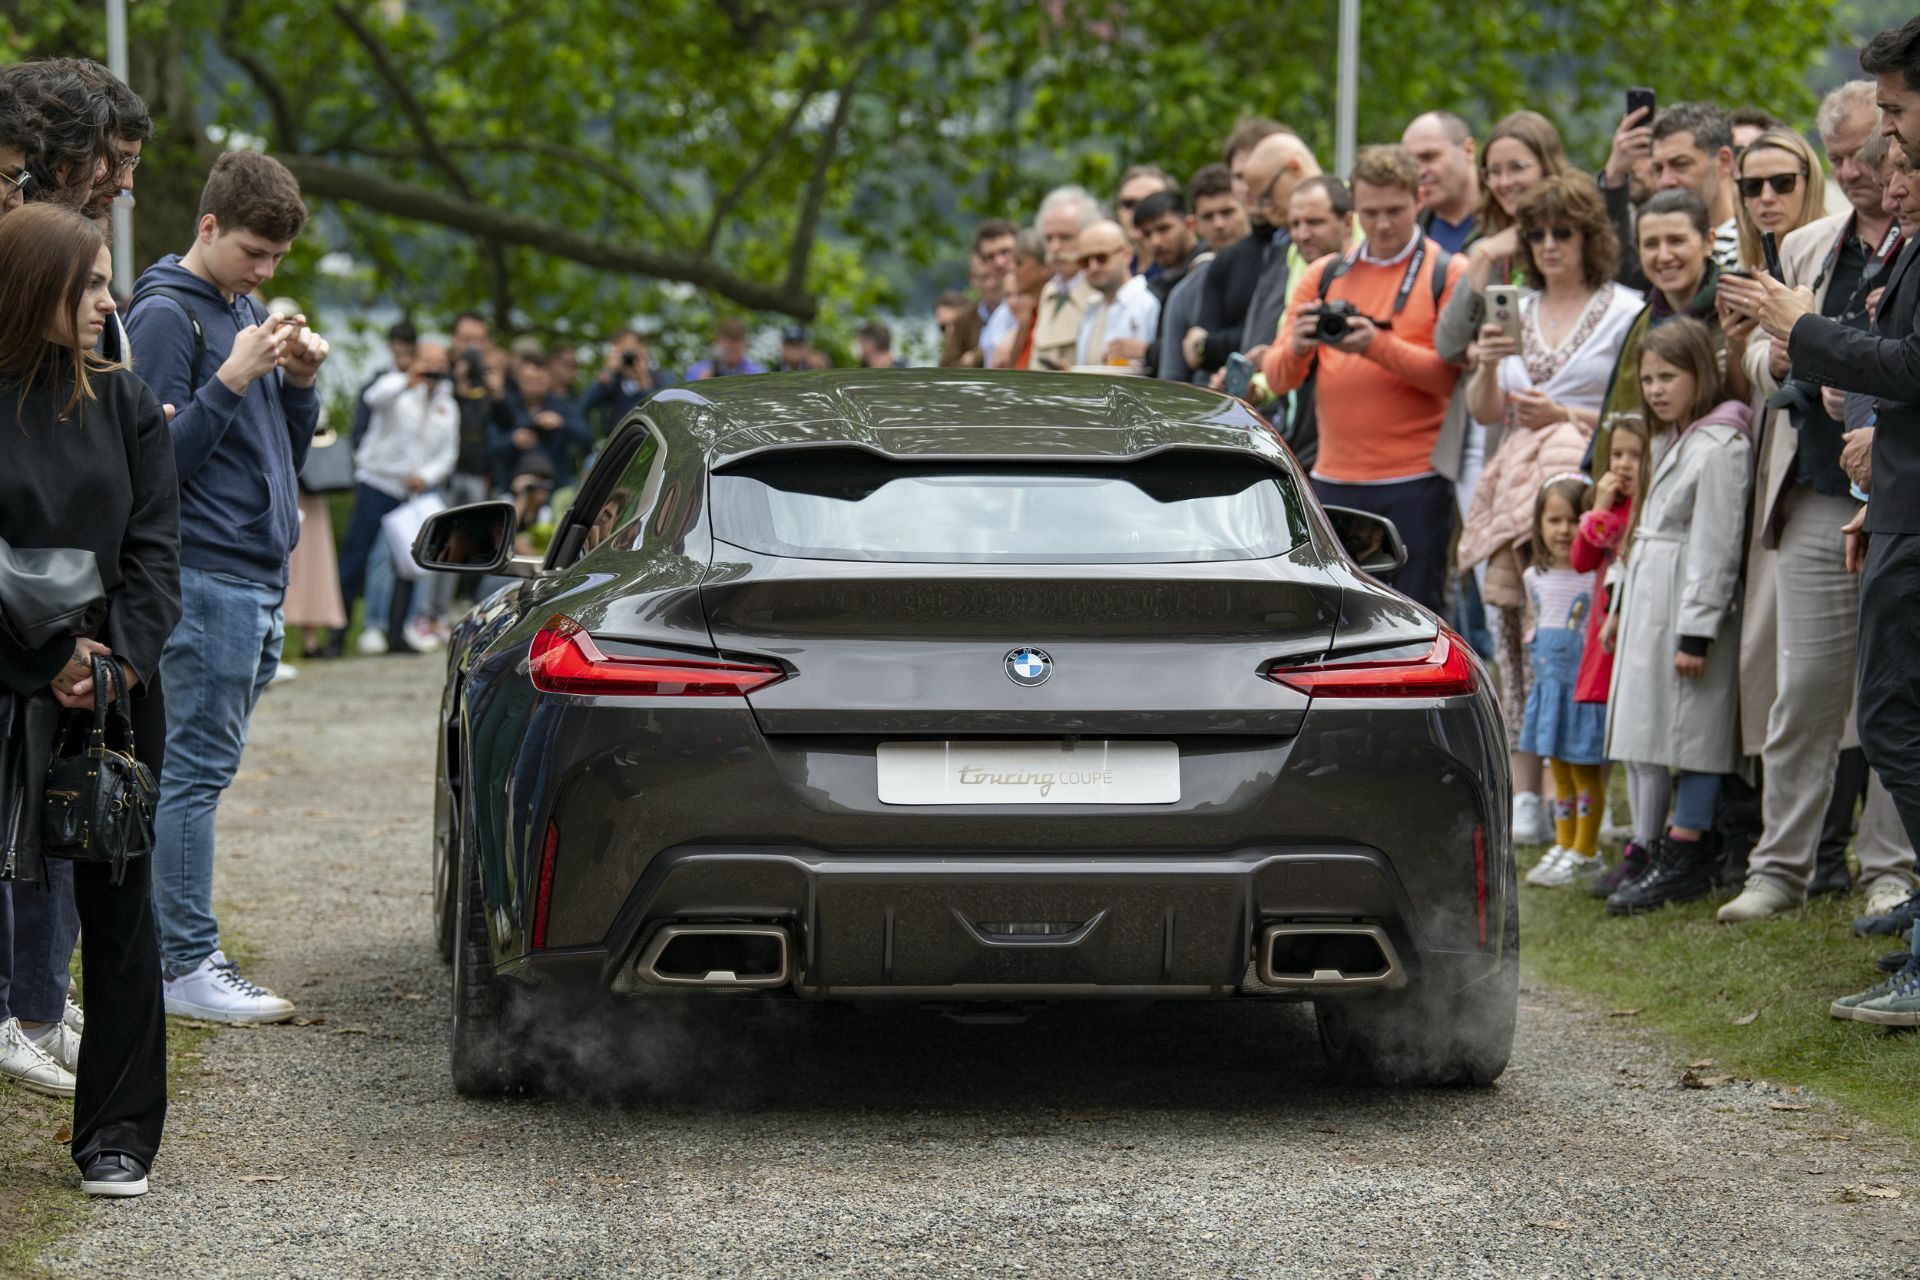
[{"xmin": 876, "ymin": 740, "xmax": 1180, "ymax": 805}]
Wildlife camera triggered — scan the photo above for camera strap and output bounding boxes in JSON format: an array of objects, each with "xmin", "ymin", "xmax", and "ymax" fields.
[
  {"xmin": 1317, "ymin": 238, "xmax": 1448, "ymax": 323},
  {"xmin": 1811, "ymin": 215, "xmax": 1903, "ymax": 323}
]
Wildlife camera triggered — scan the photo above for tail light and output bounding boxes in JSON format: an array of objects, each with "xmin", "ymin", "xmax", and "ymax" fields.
[
  {"xmin": 531, "ymin": 819, "xmax": 559, "ymax": 950},
  {"xmin": 1266, "ymin": 631, "xmax": 1476, "ymax": 698},
  {"xmin": 1473, "ymin": 821, "xmax": 1488, "ymax": 947},
  {"xmin": 528, "ymin": 615, "xmax": 785, "ymax": 696}
]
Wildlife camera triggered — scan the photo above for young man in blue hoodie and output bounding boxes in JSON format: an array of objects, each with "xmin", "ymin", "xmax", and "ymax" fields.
[{"xmin": 127, "ymin": 150, "xmax": 330, "ymax": 1024}]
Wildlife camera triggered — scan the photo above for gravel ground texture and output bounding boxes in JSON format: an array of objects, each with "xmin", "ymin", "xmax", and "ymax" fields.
[{"xmin": 28, "ymin": 656, "xmax": 1920, "ymax": 1279}]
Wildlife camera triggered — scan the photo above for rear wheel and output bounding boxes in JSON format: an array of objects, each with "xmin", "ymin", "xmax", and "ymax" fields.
[{"xmin": 449, "ymin": 839, "xmax": 532, "ymax": 1096}]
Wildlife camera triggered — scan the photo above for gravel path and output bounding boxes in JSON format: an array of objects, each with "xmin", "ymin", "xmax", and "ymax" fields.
[{"xmin": 32, "ymin": 656, "xmax": 1920, "ymax": 1279}]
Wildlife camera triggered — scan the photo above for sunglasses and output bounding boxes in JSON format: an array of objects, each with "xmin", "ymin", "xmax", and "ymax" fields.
[
  {"xmin": 1738, "ymin": 172, "xmax": 1803, "ymax": 199},
  {"xmin": 1076, "ymin": 250, "xmax": 1117, "ymax": 268},
  {"xmin": 1523, "ymin": 225, "xmax": 1577, "ymax": 245}
]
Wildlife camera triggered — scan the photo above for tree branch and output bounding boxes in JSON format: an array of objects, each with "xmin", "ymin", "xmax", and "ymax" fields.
[
  {"xmin": 333, "ymin": 138, "xmax": 675, "ymax": 227},
  {"xmin": 277, "ymin": 154, "xmax": 817, "ymax": 318},
  {"xmin": 785, "ymin": 0, "xmax": 889, "ymax": 294},
  {"xmin": 220, "ymin": 0, "xmax": 301, "ymax": 148},
  {"xmin": 702, "ymin": 56, "xmax": 833, "ymax": 256}
]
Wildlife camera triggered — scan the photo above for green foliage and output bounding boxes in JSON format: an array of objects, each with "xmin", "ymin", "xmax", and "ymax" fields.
[{"xmin": 3, "ymin": 0, "xmax": 1850, "ymax": 352}]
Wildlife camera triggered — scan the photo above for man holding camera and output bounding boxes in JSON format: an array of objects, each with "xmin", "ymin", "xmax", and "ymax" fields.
[
  {"xmin": 583, "ymin": 328, "xmax": 676, "ymax": 439},
  {"xmin": 1263, "ymin": 144, "xmax": 1465, "ymax": 612}
]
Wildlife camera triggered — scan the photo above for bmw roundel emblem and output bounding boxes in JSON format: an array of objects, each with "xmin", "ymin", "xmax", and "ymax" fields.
[{"xmin": 1005, "ymin": 647, "xmax": 1052, "ymax": 687}]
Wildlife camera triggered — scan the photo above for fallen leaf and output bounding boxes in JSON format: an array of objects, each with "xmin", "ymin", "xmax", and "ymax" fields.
[
  {"xmin": 1527, "ymin": 1220, "xmax": 1574, "ymax": 1231},
  {"xmin": 1865, "ymin": 1186, "xmax": 1902, "ymax": 1199},
  {"xmin": 1731, "ymin": 1009, "xmax": 1762, "ymax": 1026},
  {"xmin": 1681, "ymin": 1069, "xmax": 1734, "ymax": 1090},
  {"xmin": 240, "ymin": 1174, "xmax": 286, "ymax": 1183},
  {"xmin": 1689, "ymin": 1058, "xmax": 1715, "ymax": 1069},
  {"xmin": 52, "ymin": 1124, "xmax": 71, "ymax": 1143},
  {"xmin": 1768, "ymin": 1102, "xmax": 1809, "ymax": 1112},
  {"xmin": 1608, "ymin": 1007, "xmax": 1644, "ymax": 1018},
  {"xmin": 290, "ymin": 1015, "xmax": 328, "ymax": 1027}
]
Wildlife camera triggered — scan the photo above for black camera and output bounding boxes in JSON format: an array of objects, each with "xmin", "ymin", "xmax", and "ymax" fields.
[
  {"xmin": 462, "ymin": 346, "xmax": 486, "ymax": 382},
  {"xmin": 1315, "ymin": 300, "xmax": 1363, "ymax": 343},
  {"xmin": 620, "ymin": 350, "xmax": 639, "ymax": 370}
]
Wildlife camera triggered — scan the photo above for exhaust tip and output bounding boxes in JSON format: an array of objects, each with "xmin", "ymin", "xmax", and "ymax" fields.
[
  {"xmin": 1257, "ymin": 924, "xmax": 1403, "ymax": 989},
  {"xmin": 637, "ymin": 923, "xmax": 792, "ymax": 988}
]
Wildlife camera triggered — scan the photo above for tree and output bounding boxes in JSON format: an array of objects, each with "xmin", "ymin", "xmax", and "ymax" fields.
[{"xmin": 4, "ymin": 0, "xmax": 1844, "ymax": 348}]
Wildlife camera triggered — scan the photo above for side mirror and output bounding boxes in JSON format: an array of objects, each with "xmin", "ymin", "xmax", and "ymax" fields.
[
  {"xmin": 1322, "ymin": 505, "xmax": 1408, "ymax": 579},
  {"xmin": 412, "ymin": 500, "xmax": 535, "ymax": 577}
]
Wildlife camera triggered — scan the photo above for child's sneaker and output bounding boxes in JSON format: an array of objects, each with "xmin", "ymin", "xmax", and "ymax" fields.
[
  {"xmin": 1590, "ymin": 840, "xmax": 1651, "ymax": 898},
  {"xmin": 1525, "ymin": 845, "xmax": 1574, "ymax": 886},
  {"xmin": 1512, "ymin": 792, "xmax": 1551, "ymax": 846},
  {"xmin": 1532, "ymin": 848, "xmax": 1603, "ymax": 888}
]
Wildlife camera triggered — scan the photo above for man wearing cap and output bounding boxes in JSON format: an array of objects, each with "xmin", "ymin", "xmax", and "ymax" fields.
[{"xmin": 777, "ymin": 325, "xmax": 830, "ymax": 372}]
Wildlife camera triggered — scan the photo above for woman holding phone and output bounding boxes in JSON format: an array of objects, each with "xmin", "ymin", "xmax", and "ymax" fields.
[
  {"xmin": 1458, "ymin": 173, "xmax": 1642, "ymax": 847},
  {"xmin": 0, "ymin": 204, "xmax": 179, "ymax": 1197}
]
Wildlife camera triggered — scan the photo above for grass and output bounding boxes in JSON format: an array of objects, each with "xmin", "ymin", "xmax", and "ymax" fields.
[{"xmin": 1519, "ymin": 841, "xmax": 1920, "ymax": 1147}]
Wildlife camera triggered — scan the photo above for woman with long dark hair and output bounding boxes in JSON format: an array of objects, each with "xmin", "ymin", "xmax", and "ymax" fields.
[{"xmin": 0, "ymin": 202, "xmax": 178, "ymax": 1196}]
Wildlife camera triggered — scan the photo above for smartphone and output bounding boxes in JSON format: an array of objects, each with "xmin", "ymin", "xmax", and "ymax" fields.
[
  {"xmin": 1761, "ymin": 230, "xmax": 1784, "ymax": 282},
  {"xmin": 1223, "ymin": 351, "xmax": 1255, "ymax": 400},
  {"xmin": 1626, "ymin": 86, "xmax": 1656, "ymax": 125},
  {"xmin": 1485, "ymin": 285, "xmax": 1523, "ymax": 341}
]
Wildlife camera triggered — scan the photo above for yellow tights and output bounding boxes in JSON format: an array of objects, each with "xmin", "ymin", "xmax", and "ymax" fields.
[{"xmin": 1547, "ymin": 758, "xmax": 1604, "ymax": 856}]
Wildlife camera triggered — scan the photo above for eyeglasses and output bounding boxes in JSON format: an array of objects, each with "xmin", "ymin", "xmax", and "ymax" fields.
[
  {"xmin": 1523, "ymin": 225, "xmax": 1577, "ymax": 244},
  {"xmin": 1737, "ymin": 172, "xmax": 1803, "ymax": 199},
  {"xmin": 112, "ymin": 152, "xmax": 141, "ymax": 176},
  {"xmin": 0, "ymin": 168, "xmax": 29, "ymax": 197},
  {"xmin": 1075, "ymin": 251, "xmax": 1117, "ymax": 268}
]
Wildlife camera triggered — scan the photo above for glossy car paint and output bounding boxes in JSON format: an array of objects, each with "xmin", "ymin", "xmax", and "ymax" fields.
[{"xmin": 429, "ymin": 370, "xmax": 1512, "ymax": 1012}]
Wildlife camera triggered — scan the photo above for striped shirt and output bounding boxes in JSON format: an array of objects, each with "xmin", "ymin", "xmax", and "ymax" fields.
[{"xmin": 1711, "ymin": 217, "xmax": 1740, "ymax": 271}]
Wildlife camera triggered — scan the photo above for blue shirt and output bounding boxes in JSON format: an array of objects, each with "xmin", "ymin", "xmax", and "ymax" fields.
[{"xmin": 1423, "ymin": 213, "xmax": 1475, "ymax": 255}]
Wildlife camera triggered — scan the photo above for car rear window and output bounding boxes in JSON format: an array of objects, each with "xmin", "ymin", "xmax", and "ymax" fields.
[{"xmin": 709, "ymin": 446, "xmax": 1309, "ymax": 564}]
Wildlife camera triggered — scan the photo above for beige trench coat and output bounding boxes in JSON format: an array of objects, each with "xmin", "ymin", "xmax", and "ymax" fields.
[{"xmin": 1605, "ymin": 406, "xmax": 1754, "ymax": 773}]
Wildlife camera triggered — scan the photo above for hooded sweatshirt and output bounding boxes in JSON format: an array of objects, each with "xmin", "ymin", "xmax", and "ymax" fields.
[{"xmin": 126, "ymin": 254, "xmax": 318, "ymax": 588}]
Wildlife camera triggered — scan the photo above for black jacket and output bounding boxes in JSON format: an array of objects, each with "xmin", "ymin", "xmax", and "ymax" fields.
[
  {"xmin": 1789, "ymin": 236, "xmax": 1920, "ymax": 535},
  {"xmin": 0, "ymin": 363, "xmax": 180, "ymax": 881},
  {"xmin": 1194, "ymin": 222, "xmax": 1272, "ymax": 372}
]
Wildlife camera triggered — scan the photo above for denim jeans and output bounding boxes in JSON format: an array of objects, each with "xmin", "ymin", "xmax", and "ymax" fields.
[
  {"xmin": 150, "ymin": 566, "xmax": 284, "ymax": 976},
  {"xmin": 338, "ymin": 483, "xmax": 408, "ymax": 640},
  {"xmin": 0, "ymin": 860, "xmax": 79, "ymax": 1023}
]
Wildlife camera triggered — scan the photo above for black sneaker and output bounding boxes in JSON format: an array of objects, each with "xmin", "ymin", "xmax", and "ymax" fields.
[
  {"xmin": 1854, "ymin": 890, "xmax": 1920, "ymax": 937},
  {"xmin": 1591, "ymin": 841, "xmax": 1653, "ymax": 898},
  {"xmin": 1606, "ymin": 835, "xmax": 1717, "ymax": 916},
  {"xmin": 79, "ymin": 1151, "xmax": 148, "ymax": 1197}
]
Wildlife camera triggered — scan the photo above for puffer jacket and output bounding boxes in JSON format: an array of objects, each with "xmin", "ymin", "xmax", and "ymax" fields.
[{"xmin": 1456, "ymin": 419, "xmax": 1592, "ymax": 608}]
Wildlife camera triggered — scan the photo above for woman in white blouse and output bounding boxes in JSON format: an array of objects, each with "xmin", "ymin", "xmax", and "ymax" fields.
[{"xmin": 1463, "ymin": 172, "xmax": 1642, "ymax": 844}]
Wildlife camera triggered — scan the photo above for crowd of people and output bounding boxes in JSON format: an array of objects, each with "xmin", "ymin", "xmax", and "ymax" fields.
[{"xmin": 4, "ymin": 21, "xmax": 1920, "ymax": 1201}]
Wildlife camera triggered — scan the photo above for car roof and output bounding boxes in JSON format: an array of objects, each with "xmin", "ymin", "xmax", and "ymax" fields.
[{"xmin": 637, "ymin": 369, "xmax": 1291, "ymax": 469}]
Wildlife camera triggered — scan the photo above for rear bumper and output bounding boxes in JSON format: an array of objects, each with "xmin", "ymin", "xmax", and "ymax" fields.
[{"xmin": 507, "ymin": 846, "xmax": 1503, "ymax": 1001}]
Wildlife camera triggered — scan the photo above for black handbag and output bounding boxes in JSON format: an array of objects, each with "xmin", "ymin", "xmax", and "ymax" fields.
[
  {"xmin": 299, "ymin": 426, "xmax": 357, "ymax": 494},
  {"xmin": 41, "ymin": 656, "xmax": 157, "ymax": 884},
  {"xmin": 0, "ymin": 536, "xmax": 104, "ymax": 649}
]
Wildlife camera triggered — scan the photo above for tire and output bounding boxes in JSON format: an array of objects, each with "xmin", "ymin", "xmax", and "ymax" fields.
[
  {"xmin": 449, "ymin": 837, "xmax": 532, "ymax": 1096},
  {"xmin": 1316, "ymin": 891, "xmax": 1519, "ymax": 1087},
  {"xmin": 430, "ymin": 742, "xmax": 459, "ymax": 964}
]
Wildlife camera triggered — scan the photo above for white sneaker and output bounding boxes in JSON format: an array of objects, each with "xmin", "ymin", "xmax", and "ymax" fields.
[
  {"xmin": 24, "ymin": 1020, "xmax": 81, "ymax": 1073},
  {"xmin": 1533, "ymin": 849, "xmax": 1603, "ymax": 888},
  {"xmin": 1716, "ymin": 878, "xmax": 1798, "ymax": 923},
  {"xmin": 355, "ymin": 628, "xmax": 389, "ymax": 656},
  {"xmin": 163, "ymin": 951, "xmax": 296, "ymax": 1025},
  {"xmin": 403, "ymin": 619, "xmax": 444, "ymax": 653},
  {"xmin": 1525, "ymin": 845, "xmax": 1573, "ymax": 886},
  {"xmin": 1864, "ymin": 878, "xmax": 1917, "ymax": 918},
  {"xmin": 1513, "ymin": 792, "xmax": 1551, "ymax": 846},
  {"xmin": 0, "ymin": 1016, "xmax": 75, "ymax": 1097},
  {"xmin": 63, "ymin": 997, "xmax": 84, "ymax": 1035},
  {"xmin": 268, "ymin": 661, "xmax": 298, "ymax": 686}
]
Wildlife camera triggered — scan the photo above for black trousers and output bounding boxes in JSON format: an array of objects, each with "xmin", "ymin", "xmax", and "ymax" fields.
[
  {"xmin": 69, "ymin": 679, "xmax": 169, "ymax": 1173},
  {"xmin": 1858, "ymin": 532, "xmax": 1920, "ymax": 853},
  {"xmin": 1311, "ymin": 473, "xmax": 1455, "ymax": 614}
]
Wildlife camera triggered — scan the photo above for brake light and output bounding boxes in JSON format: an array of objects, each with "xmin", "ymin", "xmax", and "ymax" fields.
[
  {"xmin": 528, "ymin": 615, "xmax": 785, "ymax": 696},
  {"xmin": 531, "ymin": 819, "xmax": 559, "ymax": 950},
  {"xmin": 1267, "ymin": 631, "xmax": 1476, "ymax": 698}
]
